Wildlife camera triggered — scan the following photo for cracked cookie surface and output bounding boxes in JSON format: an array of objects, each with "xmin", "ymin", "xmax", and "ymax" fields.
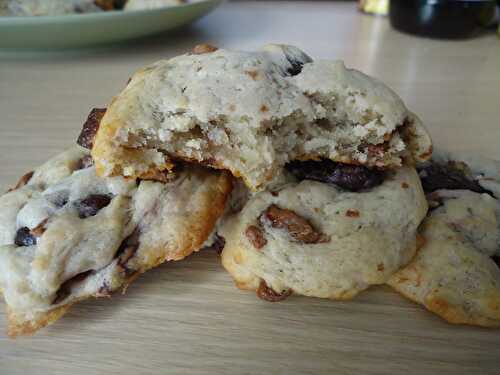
[{"xmin": 91, "ymin": 44, "xmax": 431, "ymax": 190}]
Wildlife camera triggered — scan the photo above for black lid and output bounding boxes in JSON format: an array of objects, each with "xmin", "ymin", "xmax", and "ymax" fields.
[{"xmin": 389, "ymin": 0, "xmax": 497, "ymax": 39}]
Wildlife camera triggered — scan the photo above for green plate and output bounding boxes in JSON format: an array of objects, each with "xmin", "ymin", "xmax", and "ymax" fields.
[{"xmin": 0, "ymin": 0, "xmax": 222, "ymax": 49}]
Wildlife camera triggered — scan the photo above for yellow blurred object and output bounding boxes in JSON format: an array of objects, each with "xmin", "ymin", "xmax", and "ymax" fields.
[{"xmin": 358, "ymin": 0, "xmax": 389, "ymax": 15}]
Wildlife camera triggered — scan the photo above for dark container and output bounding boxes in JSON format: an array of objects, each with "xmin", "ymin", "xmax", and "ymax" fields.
[{"xmin": 390, "ymin": 0, "xmax": 497, "ymax": 39}]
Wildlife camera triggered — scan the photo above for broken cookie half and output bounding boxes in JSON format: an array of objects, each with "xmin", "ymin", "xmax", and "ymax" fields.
[
  {"xmin": 220, "ymin": 161, "xmax": 428, "ymax": 300},
  {"xmin": 388, "ymin": 150, "xmax": 500, "ymax": 327},
  {"xmin": 0, "ymin": 145, "xmax": 232, "ymax": 336},
  {"xmin": 91, "ymin": 44, "xmax": 432, "ymax": 191}
]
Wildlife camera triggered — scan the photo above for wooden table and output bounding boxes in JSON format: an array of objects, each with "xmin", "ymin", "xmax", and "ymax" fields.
[{"xmin": 1, "ymin": 2, "xmax": 499, "ymax": 374}]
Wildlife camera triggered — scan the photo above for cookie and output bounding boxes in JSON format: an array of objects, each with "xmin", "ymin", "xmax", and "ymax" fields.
[
  {"xmin": 91, "ymin": 44, "xmax": 432, "ymax": 190},
  {"xmin": 3, "ymin": 0, "xmax": 104, "ymax": 16},
  {"xmin": 124, "ymin": 0, "xmax": 186, "ymax": 11},
  {"xmin": 388, "ymin": 151, "xmax": 500, "ymax": 327},
  {"xmin": 220, "ymin": 163, "xmax": 427, "ymax": 300},
  {"xmin": 0, "ymin": 146, "xmax": 232, "ymax": 336}
]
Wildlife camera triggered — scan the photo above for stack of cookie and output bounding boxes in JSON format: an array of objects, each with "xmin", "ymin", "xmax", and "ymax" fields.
[{"xmin": 0, "ymin": 44, "xmax": 498, "ymax": 337}]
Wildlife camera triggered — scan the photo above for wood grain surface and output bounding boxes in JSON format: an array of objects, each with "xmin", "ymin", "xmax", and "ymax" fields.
[{"xmin": 0, "ymin": 2, "xmax": 499, "ymax": 374}]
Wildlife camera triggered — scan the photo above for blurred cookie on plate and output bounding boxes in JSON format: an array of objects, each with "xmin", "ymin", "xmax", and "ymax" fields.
[
  {"xmin": 124, "ymin": 0, "xmax": 186, "ymax": 11},
  {"xmin": 1, "ymin": 0, "xmax": 105, "ymax": 16}
]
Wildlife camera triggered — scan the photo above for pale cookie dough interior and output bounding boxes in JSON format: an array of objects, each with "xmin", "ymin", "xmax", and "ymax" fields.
[
  {"xmin": 0, "ymin": 147, "xmax": 232, "ymax": 336},
  {"xmin": 92, "ymin": 44, "xmax": 432, "ymax": 190},
  {"xmin": 220, "ymin": 166, "xmax": 428, "ymax": 300}
]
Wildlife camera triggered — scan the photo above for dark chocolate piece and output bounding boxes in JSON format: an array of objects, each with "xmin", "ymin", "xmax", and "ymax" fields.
[
  {"xmin": 77, "ymin": 108, "xmax": 106, "ymax": 150},
  {"xmin": 256, "ymin": 280, "xmax": 292, "ymax": 302},
  {"xmin": 75, "ymin": 194, "xmax": 111, "ymax": 219},
  {"xmin": 14, "ymin": 227, "xmax": 37, "ymax": 247},
  {"xmin": 286, "ymin": 159, "xmax": 384, "ymax": 191}
]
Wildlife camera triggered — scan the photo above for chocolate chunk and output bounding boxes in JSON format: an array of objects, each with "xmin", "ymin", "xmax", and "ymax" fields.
[
  {"xmin": 113, "ymin": 0, "xmax": 127, "ymax": 9},
  {"xmin": 365, "ymin": 143, "xmax": 387, "ymax": 158},
  {"xmin": 287, "ymin": 62, "xmax": 303, "ymax": 76},
  {"xmin": 261, "ymin": 204, "xmax": 329, "ymax": 244},
  {"xmin": 283, "ymin": 48, "xmax": 312, "ymax": 77},
  {"xmin": 93, "ymin": 0, "xmax": 115, "ymax": 10},
  {"xmin": 419, "ymin": 162, "xmax": 493, "ymax": 196},
  {"xmin": 192, "ymin": 44, "xmax": 218, "ymax": 55},
  {"xmin": 75, "ymin": 194, "xmax": 111, "ymax": 218},
  {"xmin": 14, "ymin": 227, "xmax": 37, "ymax": 247},
  {"xmin": 52, "ymin": 270, "xmax": 93, "ymax": 305},
  {"xmin": 345, "ymin": 209, "xmax": 360, "ymax": 218},
  {"xmin": 77, "ymin": 108, "xmax": 106, "ymax": 150},
  {"xmin": 256, "ymin": 280, "xmax": 292, "ymax": 302},
  {"xmin": 52, "ymin": 287, "xmax": 70, "ymax": 305},
  {"xmin": 94, "ymin": 0, "xmax": 126, "ymax": 10},
  {"xmin": 76, "ymin": 155, "xmax": 94, "ymax": 170},
  {"xmin": 96, "ymin": 282, "xmax": 112, "ymax": 297},
  {"xmin": 245, "ymin": 225, "xmax": 267, "ymax": 249},
  {"xmin": 8, "ymin": 171, "xmax": 34, "ymax": 192},
  {"xmin": 285, "ymin": 159, "xmax": 384, "ymax": 192},
  {"xmin": 202, "ymin": 233, "xmax": 226, "ymax": 255},
  {"xmin": 116, "ymin": 229, "xmax": 140, "ymax": 274},
  {"xmin": 211, "ymin": 234, "xmax": 226, "ymax": 255},
  {"xmin": 50, "ymin": 192, "xmax": 69, "ymax": 208},
  {"xmin": 492, "ymin": 256, "xmax": 500, "ymax": 268},
  {"xmin": 15, "ymin": 220, "xmax": 48, "ymax": 246}
]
